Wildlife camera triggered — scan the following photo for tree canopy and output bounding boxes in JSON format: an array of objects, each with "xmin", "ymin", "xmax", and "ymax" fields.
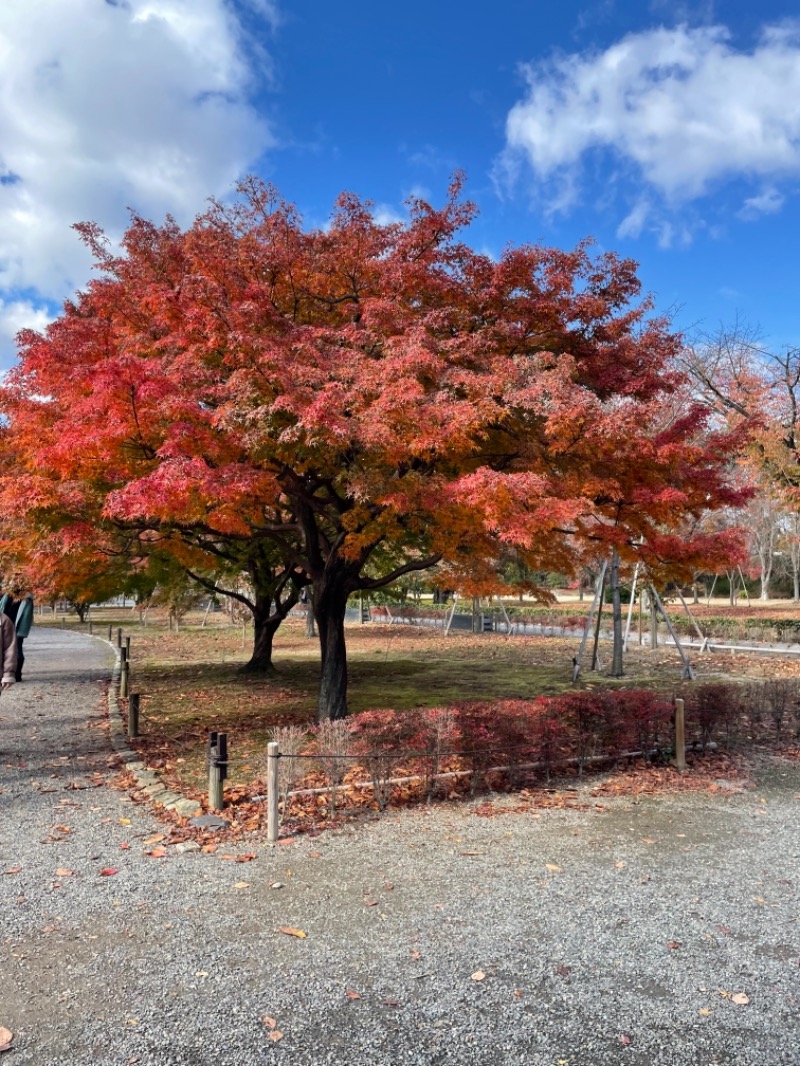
[{"xmin": 0, "ymin": 177, "xmax": 747, "ymax": 718}]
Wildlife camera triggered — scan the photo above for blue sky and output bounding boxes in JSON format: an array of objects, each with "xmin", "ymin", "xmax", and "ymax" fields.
[{"xmin": 1, "ymin": 0, "xmax": 799, "ymax": 369}]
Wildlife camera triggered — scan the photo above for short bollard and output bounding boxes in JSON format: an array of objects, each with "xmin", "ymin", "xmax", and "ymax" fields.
[
  {"xmin": 207, "ymin": 731, "xmax": 227, "ymax": 811},
  {"xmin": 267, "ymin": 741, "xmax": 280, "ymax": 843},
  {"xmin": 128, "ymin": 693, "xmax": 140, "ymax": 738},
  {"xmin": 116, "ymin": 627, "xmax": 122, "ymax": 648},
  {"xmin": 61, "ymin": 616, "xmax": 65, "ymax": 630},
  {"xmin": 88, "ymin": 621, "xmax": 93, "ymax": 635},
  {"xmin": 674, "ymin": 697, "xmax": 687, "ymax": 772},
  {"xmin": 125, "ymin": 635, "xmax": 131, "ymax": 658},
  {"xmin": 120, "ymin": 660, "xmax": 129, "ymax": 699}
]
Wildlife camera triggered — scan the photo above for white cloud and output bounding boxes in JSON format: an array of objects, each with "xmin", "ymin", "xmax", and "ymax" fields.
[
  {"xmin": 499, "ymin": 22, "xmax": 800, "ymax": 229},
  {"xmin": 739, "ymin": 187, "xmax": 785, "ymax": 219},
  {"xmin": 0, "ymin": 299, "xmax": 53, "ymax": 350},
  {"xmin": 0, "ymin": 0, "xmax": 274, "ymax": 364}
]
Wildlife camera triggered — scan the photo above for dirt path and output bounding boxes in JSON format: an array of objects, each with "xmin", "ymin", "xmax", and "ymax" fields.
[{"xmin": 1, "ymin": 628, "xmax": 799, "ymax": 1065}]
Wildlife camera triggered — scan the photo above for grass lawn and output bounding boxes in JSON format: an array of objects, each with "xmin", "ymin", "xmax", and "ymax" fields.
[{"xmin": 43, "ymin": 604, "xmax": 800, "ymax": 803}]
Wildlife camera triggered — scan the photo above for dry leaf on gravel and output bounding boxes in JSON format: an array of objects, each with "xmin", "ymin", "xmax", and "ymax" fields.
[
  {"xmin": 267, "ymin": 1031, "xmax": 283, "ymax": 1042},
  {"xmin": 545, "ymin": 864, "xmax": 561, "ymax": 872},
  {"xmin": 261, "ymin": 1016, "xmax": 278, "ymax": 1029},
  {"xmin": 0, "ymin": 1028, "xmax": 12, "ymax": 1053},
  {"xmin": 99, "ymin": 868, "xmax": 119, "ymax": 877},
  {"xmin": 55, "ymin": 868, "xmax": 74, "ymax": 877},
  {"xmin": 471, "ymin": 970, "xmax": 486, "ymax": 981},
  {"xmin": 731, "ymin": 992, "xmax": 750, "ymax": 1005},
  {"xmin": 345, "ymin": 990, "xmax": 361, "ymax": 1000},
  {"xmin": 277, "ymin": 927, "xmax": 307, "ymax": 938}
]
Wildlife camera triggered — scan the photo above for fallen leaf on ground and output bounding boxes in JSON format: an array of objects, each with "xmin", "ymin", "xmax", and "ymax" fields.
[
  {"xmin": 545, "ymin": 864, "xmax": 561, "ymax": 872},
  {"xmin": 699, "ymin": 1008, "xmax": 712, "ymax": 1016},
  {"xmin": 277, "ymin": 927, "xmax": 307, "ymax": 939},
  {"xmin": 471, "ymin": 970, "xmax": 486, "ymax": 981},
  {"xmin": 0, "ymin": 1027, "xmax": 13, "ymax": 1052},
  {"xmin": 619, "ymin": 1034, "xmax": 631, "ymax": 1045},
  {"xmin": 54, "ymin": 868, "xmax": 74, "ymax": 878},
  {"xmin": 345, "ymin": 990, "xmax": 361, "ymax": 1000},
  {"xmin": 667, "ymin": 940, "xmax": 682, "ymax": 950},
  {"xmin": 261, "ymin": 1016, "xmax": 277, "ymax": 1029},
  {"xmin": 267, "ymin": 1031, "xmax": 283, "ymax": 1042},
  {"xmin": 731, "ymin": 992, "xmax": 750, "ymax": 1005},
  {"xmin": 144, "ymin": 847, "xmax": 167, "ymax": 859},
  {"xmin": 234, "ymin": 881, "xmax": 250, "ymax": 889},
  {"xmin": 99, "ymin": 868, "xmax": 119, "ymax": 877},
  {"xmin": 3, "ymin": 867, "xmax": 21, "ymax": 876},
  {"xmin": 614, "ymin": 861, "xmax": 626, "ymax": 869}
]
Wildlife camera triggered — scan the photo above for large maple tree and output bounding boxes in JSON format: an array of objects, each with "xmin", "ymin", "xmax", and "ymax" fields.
[{"xmin": 0, "ymin": 178, "xmax": 746, "ymax": 719}]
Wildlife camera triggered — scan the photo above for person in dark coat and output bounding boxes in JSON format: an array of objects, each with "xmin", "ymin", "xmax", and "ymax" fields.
[
  {"xmin": 0, "ymin": 612, "xmax": 17, "ymax": 689},
  {"xmin": 13, "ymin": 594, "xmax": 33, "ymax": 682}
]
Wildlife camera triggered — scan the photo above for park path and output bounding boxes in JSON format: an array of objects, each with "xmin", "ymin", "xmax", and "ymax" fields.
[{"xmin": 2, "ymin": 628, "xmax": 800, "ymax": 1066}]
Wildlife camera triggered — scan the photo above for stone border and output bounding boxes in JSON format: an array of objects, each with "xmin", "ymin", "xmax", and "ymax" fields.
[{"xmin": 104, "ymin": 640, "xmax": 202, "ymax": 819}]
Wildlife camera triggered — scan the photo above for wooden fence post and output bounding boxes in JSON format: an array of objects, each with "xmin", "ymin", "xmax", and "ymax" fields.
[
  {"xmin": 125, "ymin": 635, "xmax": 131, "ymax": 658},
  {"xmin": 88, "ymin": 621, "xmax": 93, "ymax": 635},
  {"xmin": 674, "ymin": 697, "xmax": 687, "ymax": 771},
  {"xmin": 208, "ymin": 731, "xmax": 224, "ymax": 811},
  {"xmin": 267, "ymin": 741, "xmax": 280, "ymax": 843},
  {"xmin": 120, "ymin": 659, "xmax": 129, "ymax": 699},
  {"xmin": 116, "ymin": 627, "xmax": 122, "ymax": 648},
  {"xmin": 107, "ymin": 624, "xmax": 112, "ymax": 641},
  {"xmin": 128, "ymin": 693, "xmax": 140, "ymax": 738}
]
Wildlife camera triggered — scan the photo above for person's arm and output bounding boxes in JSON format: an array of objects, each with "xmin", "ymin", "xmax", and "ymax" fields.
[{"xmin": 1, "ymin": 616, "xmax": 17, "ymax": 687}]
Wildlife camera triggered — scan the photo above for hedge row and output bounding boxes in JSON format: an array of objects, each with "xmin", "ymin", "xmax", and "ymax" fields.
[{"xmin": 278, "ymin": 679, "xmax": 800, "ymax": 811}]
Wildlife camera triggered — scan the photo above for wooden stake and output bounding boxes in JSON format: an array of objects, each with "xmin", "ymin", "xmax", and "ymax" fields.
[
  {"xmin": 267, "ymin": 741, "xmax": 280, "ymax": 843},
  {"xmin": 674, "ymin": 697, "xmax": 687, "ymax": 771}
]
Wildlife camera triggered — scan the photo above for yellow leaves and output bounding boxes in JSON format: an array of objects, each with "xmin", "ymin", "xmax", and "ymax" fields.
[
  {"xmin": 545, "ymin": 863, "xmax": 561, "ymax": 873},
  {"xmin": 277, "ymin": 927, "xmax": 307, "ymax": 939},
  {"xmin": 699, "ymin": 1007, "xmax": 712, "ymax": 1017}
]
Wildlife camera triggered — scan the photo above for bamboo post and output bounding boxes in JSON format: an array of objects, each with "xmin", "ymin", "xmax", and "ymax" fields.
[
  {"xmin": 128, "ymin": 693, "xmax": 140, "ymax": 738},
  {"xmin": 267, "ymin": 741, "xmax": 280, "ymax": 843},
  {"xmin": 623, "ymin": 563, "xmax": 640, "ymax": 652},
  {"xmin": 649, "ymin": 585, "xmax": 695, "ymax": 681},
  {"xmin": 676, "ymin": 588, "xmax": 709, "ymax": 651},
  {"xmin": 674, "ymin": 697, "xmax": 687, "ymax": 771},
  {"xmin": 590, "ymin": 566, "xmax": 608, "ymax": 672},
  {"xmin": 572, "ymin": 561, "xmax": 608, "ymax": 682}
]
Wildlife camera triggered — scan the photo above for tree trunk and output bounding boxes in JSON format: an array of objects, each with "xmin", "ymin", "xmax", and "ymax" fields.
[
  {"xmin": 314, "ymin": 567, "xmax": 352, "ymax": 721},
  {"xmin": 794, "ymin": 570, "xmax": 799, "ymax": 603},
  {"xmin": 241, "ymin": 594, "xmax": 283, "ymax": 674},
  {"xmin": 610, "ymin": 550, "xmax": 624, "ymax": 677},
  {"xmin": 242, "ymin": 613, "xmax": 281, "ymax": 673}
]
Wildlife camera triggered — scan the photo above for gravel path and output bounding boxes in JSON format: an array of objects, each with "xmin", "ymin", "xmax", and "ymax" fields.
[{"xmin": 1, "ymin": 628, "xmax": 800, "ymax": 1065}]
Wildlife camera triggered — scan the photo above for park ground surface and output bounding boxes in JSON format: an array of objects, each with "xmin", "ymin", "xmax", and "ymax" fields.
[{"xmin": 1, "ymin": 627, "xmax": 800, "ymax": 1065}]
